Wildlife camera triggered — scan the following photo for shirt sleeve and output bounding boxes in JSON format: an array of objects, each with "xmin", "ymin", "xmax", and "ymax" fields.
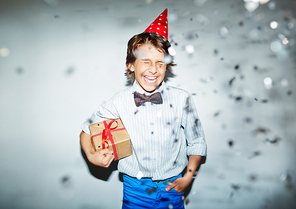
[
  {"xmin": 81, "ymin": 96, "xmax": 120, "ymax": 135},
  {"xmin": 182, "ymin": 94, "xmax": 207, "ymax": 156}
]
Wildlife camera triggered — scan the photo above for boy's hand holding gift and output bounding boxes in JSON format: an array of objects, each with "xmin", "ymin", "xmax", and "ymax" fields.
[
  {"xmin": 80, "ymin": 131, "xmax": 114, "ymax": 168},
  {"xmin": 88, "ymin": 149, "xmax": 114, "ymax": 168}
]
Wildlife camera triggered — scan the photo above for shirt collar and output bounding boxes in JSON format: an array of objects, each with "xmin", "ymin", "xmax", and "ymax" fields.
[{"xmin": 132, "ymin": 80, "xmax": 167, "ymax": 96}]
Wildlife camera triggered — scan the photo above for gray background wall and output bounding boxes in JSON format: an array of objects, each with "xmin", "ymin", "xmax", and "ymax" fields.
[{"xmin": 0, "ymin": 0, "xmax": 295, "ymax": 208}]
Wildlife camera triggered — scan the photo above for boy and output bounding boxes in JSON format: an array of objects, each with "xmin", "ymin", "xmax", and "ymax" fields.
[{"xmin": 80, "ymin": 9, "xmax": 207, "ymax": 209}]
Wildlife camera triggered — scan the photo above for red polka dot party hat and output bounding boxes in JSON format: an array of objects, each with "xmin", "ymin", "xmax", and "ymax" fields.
[{"xmin": 143, "ymin": 9, "xmax": 168, "ymax": 40}]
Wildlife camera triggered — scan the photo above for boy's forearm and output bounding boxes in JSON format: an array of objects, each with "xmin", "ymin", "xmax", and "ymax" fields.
[
  {"xmin": 80, "ymin": 131, "xmax": 95, "ymax": 160},
  {"xmin": 184, "ymin": 155, "xmax": 202, "ymax": 179}
]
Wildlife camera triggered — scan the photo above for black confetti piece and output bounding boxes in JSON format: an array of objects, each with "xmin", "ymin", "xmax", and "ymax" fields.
[
  {"xmin": 235, "ymin": 96, "xmax": 243, "ymax": 101},
  {"xmin": 229, "ymin": 77, "xmax": 236, "ymax": 86},
  {"xmin": 231, "ymin": 184, "xmax": 240, "ymax": 190},
  {"xmin": 214, "ymin": 111, "xmax": 221, "ymax": 117},
  {"xmin": 249, "ymin": 174, "xmax": 257, "ymax": 181},
  {"xmin": 122, "ymin": 200, "xmax": 130, "ymax": 204},
  {"xmin": 185, "ymin": 198, "xmax": 190, "ymax": 205},
  {"xmin": 287, "ymin": 90, "xmax": 292, "ymax": 95},
  {"xmin": 244, "ymin": 117, "xmax": 253, "ymax": 123},
  {"xmin": 16, "ymin": 67, "xmax": 24, "ymax": 74},
  {"xmin": 160, "ymin": 198, "xmax": 169, "ymax": 201},
  {"xmin": 264, "ymin": 137, "xmax": 281, "ymax": 144},
  {"xmin": 254, "ymin": 127, "xmax": 270, "ymax": 134},
  {"xmin": 146, "ymin": 188, "xmax": 157, "ymax": 194},
  {"xmin": 87, "ymin": 118, "xmax": 93, "ymax": 124},
  {"xmin": 249, "ymin": 151, "xmax": 261, "ymax": 158},
  {"xmin": 234, "ymin": 64, "xmax": 240, "ymax": 70},
  {"xmin": 228, "ymin": 140, "xmax": 234, "ymax": 147},
  {"xmin": 61, "ymin": 175, "xmax": 70, "ymax": 184},
  {"xmin": 65, "ymin": 66, "xmax": 75, "ymax": 75},
  {"xmin": 194, "ymin": 118, "xmax": 199, "ymax": 126},
  {"xmin": 134, "ymin": 110, "xmax": 138, "ymax": 115}
]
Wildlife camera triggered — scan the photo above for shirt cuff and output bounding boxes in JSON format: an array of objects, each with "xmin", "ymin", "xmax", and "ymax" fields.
[{"xmin": 187, "ymin": 141, "xmax": 207, "ymax": 156}]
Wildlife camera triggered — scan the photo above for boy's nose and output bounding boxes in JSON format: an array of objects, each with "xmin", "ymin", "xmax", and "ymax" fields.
[{"xmin": 149, "ymin": 63, "xmax": 157, "ymax": 74}]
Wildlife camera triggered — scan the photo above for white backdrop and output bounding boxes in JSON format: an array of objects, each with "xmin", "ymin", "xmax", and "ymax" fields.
[{"xmin": 0, "ymin": 0, "xmax": 296, "ymax": 208}]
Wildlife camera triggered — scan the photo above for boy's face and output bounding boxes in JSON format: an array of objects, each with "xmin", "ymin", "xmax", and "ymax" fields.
[{"xmin": 129, "ymin": 43, "xmax": 166, "ymax": 93}]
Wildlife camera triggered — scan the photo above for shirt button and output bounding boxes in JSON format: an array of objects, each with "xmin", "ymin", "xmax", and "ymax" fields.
[{"xmin": 153, "ymin": 169, "xmax": 156, "ymax": 173}]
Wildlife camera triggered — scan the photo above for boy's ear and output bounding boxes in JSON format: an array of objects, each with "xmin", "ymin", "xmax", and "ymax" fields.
[{"xmin": 127, "ymin": 63, "xmax": 135, "ymax": 72}]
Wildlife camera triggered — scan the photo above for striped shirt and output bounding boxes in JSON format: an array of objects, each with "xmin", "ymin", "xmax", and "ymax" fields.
[{"xmin": 81, "ymin": 81, "xmax": 207, "ymax": 180}]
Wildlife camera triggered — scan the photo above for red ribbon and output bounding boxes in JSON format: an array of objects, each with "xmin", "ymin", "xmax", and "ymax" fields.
[{"xmin": 91, "ymin": 120, "xmax": 125, "ymax": 160}]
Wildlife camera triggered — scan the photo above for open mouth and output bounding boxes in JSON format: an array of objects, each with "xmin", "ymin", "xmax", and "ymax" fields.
[{"xmin": 144, "ymin": 76, "xmax": 157, "ymax": 84}]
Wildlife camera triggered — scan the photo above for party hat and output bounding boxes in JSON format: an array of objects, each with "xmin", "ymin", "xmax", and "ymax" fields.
[{"xmin": 143, "ymin": 9, "xmax": 168, "ymax": 40}]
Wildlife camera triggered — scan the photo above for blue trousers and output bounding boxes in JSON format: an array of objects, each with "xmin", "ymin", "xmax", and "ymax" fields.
[{"xmin": 122, "ymin": 174, "xmax": 185, "ymax": 209}]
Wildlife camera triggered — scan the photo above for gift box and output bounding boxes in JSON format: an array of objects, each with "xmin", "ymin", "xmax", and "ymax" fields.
[{"xmin": 89, "ymin": 118, "xmax": 132, "ymax": 160}]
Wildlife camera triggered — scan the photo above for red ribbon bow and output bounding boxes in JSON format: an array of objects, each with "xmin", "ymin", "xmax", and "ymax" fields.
[{"xmin": 91, "ymin": 119, "xmax": 125, "ymax": 160}]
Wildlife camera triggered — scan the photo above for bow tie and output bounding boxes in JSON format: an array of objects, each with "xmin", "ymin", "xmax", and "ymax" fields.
[{"xmin": 134, "ymin": 92, "xmax": 163, "ymax": 107}]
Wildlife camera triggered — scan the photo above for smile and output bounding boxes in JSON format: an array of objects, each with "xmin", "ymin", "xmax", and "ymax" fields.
[{"xmin": 144, "ymin": 76, "xmax": 157, "ymax": 84}]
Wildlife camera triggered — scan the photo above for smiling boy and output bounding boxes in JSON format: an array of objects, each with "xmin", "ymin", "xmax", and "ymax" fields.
[{"xmin": 80, "ymin": 9, "xmax": 207, "ymax": 209}]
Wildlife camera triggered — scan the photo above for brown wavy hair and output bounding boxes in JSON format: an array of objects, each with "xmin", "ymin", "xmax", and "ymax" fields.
[{"xmin": 125, "ymin": 32, "xmax": 176, "ymax": 83}]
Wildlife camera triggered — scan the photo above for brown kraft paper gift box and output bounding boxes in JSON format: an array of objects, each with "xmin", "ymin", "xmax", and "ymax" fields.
[{"xmin": 89, "ymin": 118, "xmax": 132, "ymax": 160}]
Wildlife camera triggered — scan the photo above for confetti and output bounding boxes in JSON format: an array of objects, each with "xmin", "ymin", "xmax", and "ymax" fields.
[
  {"xmin": 0, "ymin": 48, "xmax": 10, "ymax": 57},
  {"xmin": 160, "ymin": 198, "xmax": 169, "ymax": 201},
  {"xmin": 244, "ymin": 1, "xmax": 259, "ymax": 12},
  {"xmin": 244, "ymin": 117, "xmax": 253, "ymax": 123},
  {"xmin": 270, "ymin": 21, "xmax": 278, "ymax": 29},
  {"xmin": 264, "ymin": 137, "xmax": 281, "ymax": 144},
  {"xmin": 267, "ymin": 1, "xmax": 276, "ymax": 10},
  {"xmin": 229, "ymin": 77, "xmax": 236, "ymax": 86},
  {"xmin": 213, "ymin": 111, "xmax": 221, "ymax": 117},
  {"xmin": 219, "ymin": 26, "xmax": 229, "ymax": 38},
  {"xmin": 263, "ymin": 77, "xmax": 273, "ymax": 89},
  {"xmin": 185, "ymin": 45, "xmax": 195, "ymax": 54},
  {"xmin": 270, "ymin": 41, "xmax": 282, "ymax": 52},
  {"xmin": 146, "ymin": 188, "xmax": 157, "ymax": 194},
  {"xmin": 280, "ymin": 78, "xmax": 289, "ymax": 87},
  {"xmin": 231, "ymin": 184, "xmax": 240, "ymax": 190},
  {"xmin": 163, "ymin": 54, "xmax": 173, "ymax": 64},
  {"xmin": 16, "ymin": 67, "xmax": 24, "ymax": 75},
  {"xmin": 254, "ymin": 127, "xmax": 270, "ymax": 135},
  {"xmin": 168, "ymin": 47, "xmax": 176, "ymax": 56},
  {"xmin": 185, "ymin": 198, "xmax": 190, "ymax": 205},
  {"xmin": 249, "ymin": 174, "xmax": 257, "ymax": 181},
  {"xmin": 249, "ymin": 151, "xmax": 261, "ymax": 158},
  {"xmin": 136, "ymin": 171, "xmax": 144, "ymax": 179},
  {"xmin": 228, "ymin": 140, "xmax": 234, "ymax": 147}
]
